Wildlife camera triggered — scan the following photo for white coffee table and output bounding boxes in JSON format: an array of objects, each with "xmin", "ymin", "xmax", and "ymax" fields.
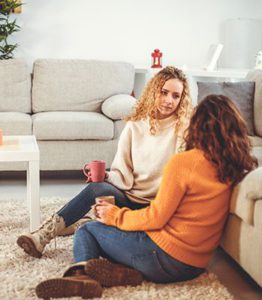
[{"xmin": 0, "ymin": 135, "xmax": 40, "ymax": 231}]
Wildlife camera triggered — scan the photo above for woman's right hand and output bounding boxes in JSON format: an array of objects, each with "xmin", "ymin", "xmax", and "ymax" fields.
[
  {"xmin": 85, "ymin": 171, "xmax": 92, "ymax": 183},
  {"xmin": 86, "ymin": 171, "xmax": 109, "ymax": 183}
]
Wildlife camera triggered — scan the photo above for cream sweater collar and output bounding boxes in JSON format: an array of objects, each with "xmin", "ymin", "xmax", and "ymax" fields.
[{"xmin": 157, "ymin": 114, "xmax": 177, "ymax": 130}]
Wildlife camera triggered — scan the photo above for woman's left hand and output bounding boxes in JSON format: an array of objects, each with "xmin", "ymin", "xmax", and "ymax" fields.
[{"xmin": 92, "ymin": 201, "xmax": 115, "ymax": 223}]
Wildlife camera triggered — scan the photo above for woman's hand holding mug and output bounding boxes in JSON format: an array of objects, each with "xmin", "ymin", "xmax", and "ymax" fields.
[
  {"xmin": 83, "ymin": 160, "xmax": 106, "ymax": 183},
  {"xmin": 91, "ymin": 196, "xmax": 116, "ymax": 223}
]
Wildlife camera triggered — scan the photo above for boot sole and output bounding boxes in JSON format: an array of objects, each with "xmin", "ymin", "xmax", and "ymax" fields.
[
  {"xmin": 85, "ymin": 259, "xmax": 143, "ymax": 287},
  {"xmin": 35, "ymin": 278, "xmax": 102, "ymax": 299},
  {"xmin": 17, "ymin": 235, "xmax": 42, "ymax": 258}
]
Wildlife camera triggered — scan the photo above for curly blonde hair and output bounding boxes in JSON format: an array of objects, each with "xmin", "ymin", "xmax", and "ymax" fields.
[{"xmin": 126, "ymin": 66, "xmax": 192, "ymax": 134}]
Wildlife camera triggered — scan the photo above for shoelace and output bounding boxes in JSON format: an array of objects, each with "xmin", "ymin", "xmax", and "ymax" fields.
[{"xmin": 36, "ymin": 215, "xmax": 61, "ymax": 249}]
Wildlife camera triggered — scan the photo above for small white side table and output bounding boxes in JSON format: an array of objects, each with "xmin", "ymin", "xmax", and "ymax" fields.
[{"xmin": 0, "ymin": 136, "xmax": 40, "ymax": 231}]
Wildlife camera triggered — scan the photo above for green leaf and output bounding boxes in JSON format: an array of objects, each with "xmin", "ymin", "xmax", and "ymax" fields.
[{"xmin": 0, "ymin": 0, "xmax": 23, "ymax": 59}]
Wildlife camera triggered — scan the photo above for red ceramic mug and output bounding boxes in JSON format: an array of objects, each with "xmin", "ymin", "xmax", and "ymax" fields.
[{"xmin": 83, "ymin": 160, "xmax": 106, "ymax": 182}]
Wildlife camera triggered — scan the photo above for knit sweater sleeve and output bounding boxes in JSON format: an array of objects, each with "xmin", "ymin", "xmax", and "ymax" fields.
[
  {"xmin": 105, "ymin": 153, "xmax": 190, "ymax": 231},
  {"xmin": 106, "ymin": 122, "xmax": 134, "ymax": 190}
]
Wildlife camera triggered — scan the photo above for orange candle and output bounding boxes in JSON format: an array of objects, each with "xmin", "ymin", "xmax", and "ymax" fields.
[{"xmin": 0, "ymin": 128, "xmax": 3, "ymax": 145}]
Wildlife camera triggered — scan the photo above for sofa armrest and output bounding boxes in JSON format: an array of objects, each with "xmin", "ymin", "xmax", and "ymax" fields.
[
  {"xmin": 101, "ymin": 94, "xmax": 136, "ymax": 120},
  {"xmin": 254, "ymin": 200, "xmax": 262, "ymax": 227},
  {"xmin": 230, "ymin": 167, "xmax": 262, "ymax": 225}
]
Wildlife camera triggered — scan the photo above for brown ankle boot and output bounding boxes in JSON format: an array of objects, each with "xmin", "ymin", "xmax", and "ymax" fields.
[
  {"xmin": 63, "ymin": 261, "xmax": 87, "ymax": 277},
  {"xmin": 35, "ymin": 276, "xmax": 102, "ymax": 299},
  {"xmin": 84, "ymin": 258, "xmax": 143, "ymax": 287}
]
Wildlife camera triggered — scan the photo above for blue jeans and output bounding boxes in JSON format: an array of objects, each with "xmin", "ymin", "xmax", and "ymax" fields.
[
  {"xmin": 73, "ymin": 221, "xmax": 205, "ymax": 283},
  {"xmin": 56, "ymin": 182, "xmax": 146, "ymax": 227}
]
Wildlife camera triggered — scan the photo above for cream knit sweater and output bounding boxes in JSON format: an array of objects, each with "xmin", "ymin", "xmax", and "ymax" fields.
[{"xmin": 107, "ymin": 115, "xmax": 185, "ymax": 203}]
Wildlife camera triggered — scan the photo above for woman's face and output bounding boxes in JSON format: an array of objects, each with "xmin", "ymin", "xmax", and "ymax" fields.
[{"xmin": 156, "ymin": 78, "xmax": 184, "ymax": 119}]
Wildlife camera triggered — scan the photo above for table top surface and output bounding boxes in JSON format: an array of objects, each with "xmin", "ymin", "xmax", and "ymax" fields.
[
  {"xmin": 0, "ymin": 136, "xmax": 38, "ymax": 152},
  {"xmin": 0, "ymin": 136, "xmax": 39, "ymax": 161}
]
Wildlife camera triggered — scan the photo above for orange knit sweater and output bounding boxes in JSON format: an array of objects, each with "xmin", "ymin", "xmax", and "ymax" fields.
[{"xmin": 105, "ymin": 149, "xmax": 232, "ymax": 268}]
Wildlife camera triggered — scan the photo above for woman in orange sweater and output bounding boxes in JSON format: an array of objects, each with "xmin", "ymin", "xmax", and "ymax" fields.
[{"xmin": 36, "ymin": 95, "xmax": 257, "ymax": 299}]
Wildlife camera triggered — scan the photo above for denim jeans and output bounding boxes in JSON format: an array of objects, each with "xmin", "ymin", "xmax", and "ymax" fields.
[
  {"xmin": 73, "ymin": 221, "xmax": 205, "ymax": 283},
  {"xmin": 56, "ymin": 182, "xmax": 146, "ymax": 227}
]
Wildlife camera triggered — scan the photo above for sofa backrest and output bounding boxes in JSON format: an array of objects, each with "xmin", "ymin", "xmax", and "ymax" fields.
[
  {"xmin": 246, "ymin": 70, "xmax": 262, "ymax": 137},
  {"xmin": 0, "ymin": 59, "xmax": 31, "ymax": 113},
  {"xmin": 32, "ymin": 59, "xmax": 135, "ymax": 113}
]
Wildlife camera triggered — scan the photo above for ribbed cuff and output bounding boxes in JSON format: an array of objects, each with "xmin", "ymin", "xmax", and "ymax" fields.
[{"xmin": 104, "ymin": 205, "xmax": 120, "ymax": 226}]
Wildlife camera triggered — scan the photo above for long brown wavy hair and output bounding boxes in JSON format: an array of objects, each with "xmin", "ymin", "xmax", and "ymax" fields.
[
  {"xmin": 184, "ymin": 94, "xmax": 257, "ymax": 184},
  {"xmin": 126, "ymin": 66, "xmax": 192, "ymax": 134}
]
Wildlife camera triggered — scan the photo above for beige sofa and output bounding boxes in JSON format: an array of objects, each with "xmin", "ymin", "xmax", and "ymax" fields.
[
  {"xmin": 221, "ymin": 166, "xmax": 262, "ymax": 287},
  {"xmin": 0, "ymin": 59, "xmax": 136, "ymax": 170},
  {"xmin": 220, "ymin": 70, "xmax": 262, "ymax": 287},
  {"xmin": 246, "ymin": 70, "xmax": 262, "ymax": 166}
]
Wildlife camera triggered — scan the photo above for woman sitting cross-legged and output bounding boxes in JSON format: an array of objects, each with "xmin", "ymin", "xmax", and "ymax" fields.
[{"xmin": 35, "ymin": 95, "xmax": 257, "ymax": 299}]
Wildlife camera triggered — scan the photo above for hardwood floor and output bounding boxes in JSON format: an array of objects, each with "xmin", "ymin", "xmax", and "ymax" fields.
[{"xmin": 209, "ymin": 248, "xmax": 262, "ymax": 300}]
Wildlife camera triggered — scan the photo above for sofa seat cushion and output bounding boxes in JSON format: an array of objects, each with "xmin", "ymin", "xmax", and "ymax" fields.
[
  {"xmin": 229, "ymin": 167, "xmax": 262, "ymax": 225},
  {"xmin": 0, "ymin": 59, "xmax": 31, "ymax": 113},
  {"xmin": 249, "ymin": 135, "xmax": 262, "ymax": 147},
  {"xmin": 254, "ymin": 200, "xmax": 262, "ymax": 227},
  {"xmin": 252, "ymin": 147, "xmax": 262, "ymax": 166},
  {"xmin": 0, "ymin": 112, "xmax": 32, "ymax": 135},
  {"xmin": 33, "ymin": 112, "xmax": 114, "ymax": 140},
  {"xmin": 249, "ymin": 136, "xmax": 262, "ymax": 166}
]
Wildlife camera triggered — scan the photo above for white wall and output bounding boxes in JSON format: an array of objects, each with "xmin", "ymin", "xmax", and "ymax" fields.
[{"xmin": 14, "ymin": 0, "xmax": 262, "ymax": 70}]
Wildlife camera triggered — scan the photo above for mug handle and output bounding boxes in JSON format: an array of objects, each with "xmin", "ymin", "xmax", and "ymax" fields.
[{"xmin": 83, "ymin": 163, "xmax": 90, "ymax": 178}]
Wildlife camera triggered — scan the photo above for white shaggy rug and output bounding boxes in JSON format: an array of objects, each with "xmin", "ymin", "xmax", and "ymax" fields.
[{"xmin": 0, "ymin": 197, "xmax": 234, "ymax": 300}]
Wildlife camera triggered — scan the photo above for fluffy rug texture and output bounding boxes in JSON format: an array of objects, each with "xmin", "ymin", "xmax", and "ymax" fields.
[{"xmin": 0, "ymin": 197, "xmax": 234, "ymax": 300}]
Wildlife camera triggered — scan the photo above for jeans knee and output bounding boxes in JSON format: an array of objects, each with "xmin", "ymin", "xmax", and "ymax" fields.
[
  {"xmin": 84, "ymin": 221, "xmax": 103, "ymax": 231},
  {"xmin": 75, "ymin": 223, "xmax": 87, "ymax": 236},
  {"xmin": 86, "ymin": 182, "xmax": 111, "ymax": 195}
]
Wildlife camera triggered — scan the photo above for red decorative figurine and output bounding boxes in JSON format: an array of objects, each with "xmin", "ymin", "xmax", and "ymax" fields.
[{"xmin": 151, "ymin": 49, "xmax": 162, "ymax": 68}]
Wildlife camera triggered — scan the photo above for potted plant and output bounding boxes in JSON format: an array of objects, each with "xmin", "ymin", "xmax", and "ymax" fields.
[{"xmin": 0, "ymin": 0, "xmax": 22, "ymax": 59}]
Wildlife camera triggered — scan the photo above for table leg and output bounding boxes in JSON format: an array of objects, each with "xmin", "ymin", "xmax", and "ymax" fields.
[{"xmin": 27, "ymin": 160, "xmax": 40, "ymax": 231}]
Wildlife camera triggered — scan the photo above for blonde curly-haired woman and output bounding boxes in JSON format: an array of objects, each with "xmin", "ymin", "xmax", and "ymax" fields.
[{"xmin": 17, "ymin": 66, "xmax": 192, "ymax": 259}]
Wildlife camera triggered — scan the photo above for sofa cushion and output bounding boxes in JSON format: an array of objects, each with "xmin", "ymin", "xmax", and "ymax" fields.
[
  {"xmin": 32, "ymin": 59, "xmax": 135, "ymax": 113},
  {"xmin": 37, "ymin": 140, "xmax": 118, "ymax": 170},
  {"xmin": 229, "ymin": 167, "xmax": 262, "ymax": 225},
  {"xmin": 249, "ymin": 136, "xmax": 262, "ymax": 165},
  {"xmin": 249, "ymin": 136, "xmax": 262, "ymax": 147},
  {"xmin": 254, "ymin": 200, "xmax": 262, "ymax": 227},
  {"xmin": 0, "ymin": 112, "xmax": 32, "ymax": 135},
  {"xmin": 32, "ymin": 112, "xmax": 114, "ymax": 140},
  {"xmin": 0, "ymin": 59, "xmax": 31, "ymax": 113},
  {"xmin": 246, "ymin": 70, "xmax": 262, "ymax": 137},
  {"xmin": 102, "ymin": 94, "xmax": 136, "ymax": 120},
  {"xmin": 252, "ymin": 147, "xmax": 262, "ymax": 166},
  {"xmin": 197, "ymin": 81, "xmax": 255, "ymax": 135}
]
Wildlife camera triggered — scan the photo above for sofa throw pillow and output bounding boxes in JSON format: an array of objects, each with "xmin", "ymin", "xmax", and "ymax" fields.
[
  {"xmin": 197, "ymin": 81, "xmax": 255, "ymax": 135},
  {"xmin": 102, "ymin": 94, "xmax": 136, "ymax": 120}
]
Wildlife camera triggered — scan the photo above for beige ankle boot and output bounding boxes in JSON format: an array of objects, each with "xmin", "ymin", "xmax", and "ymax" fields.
[
  {"xmin": 17, "ymin": 214, "xmax": 66, "ymax": 258},
  {"xmin": 58, "ymin": 215, "xmax": 93, "ymax": 237}
]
